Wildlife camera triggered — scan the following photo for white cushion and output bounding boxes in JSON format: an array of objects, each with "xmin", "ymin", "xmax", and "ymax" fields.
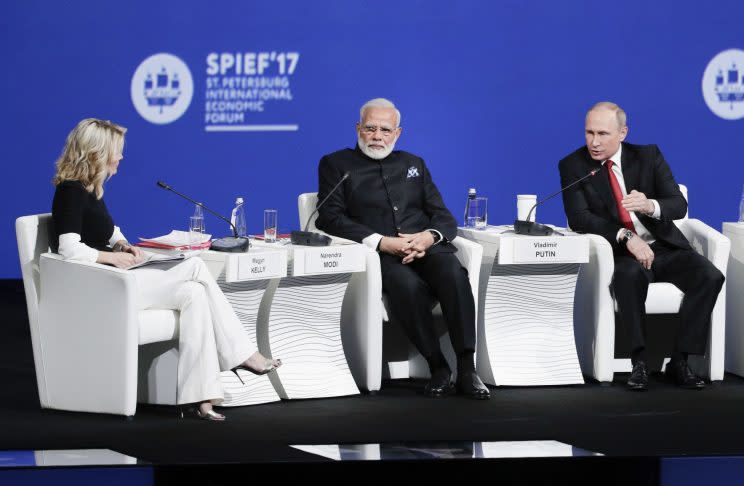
[
  {"xmin": 612, "ymin": 282, "xmax": 684, "ymax": 314},
  {"xmin": 645, "ymin": 282, "xmax": 684, "ymax": 314},
  {"xmin": 138, "ymin": 310, "xmax": 179, "ymax": 345}
]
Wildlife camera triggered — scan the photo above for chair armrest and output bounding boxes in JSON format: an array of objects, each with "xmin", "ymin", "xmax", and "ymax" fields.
[
  {"xmin": 42, "ymin": 252, "xmax": 134, "ymax": 273},
  {"xmin": 681, "ymin": 219, "xmax": 731, "ymax": 275},
  {"xmin": 680, "ymin": 219, "xmax": 730, "ymax": 381},
  {"xmin": 340, "ymin": 249, "xmax": 383, "ymax": 392},
  {"xmin": 451, "ymin": 236, "xmax": 483, "ymax": 299},
  {"xmin": 573, "ymin": 234, "xmax": 615, "ymax": 382},
  {"xmin": 37, "ymin": 253, "xmax": 140, "ymax": 415}
]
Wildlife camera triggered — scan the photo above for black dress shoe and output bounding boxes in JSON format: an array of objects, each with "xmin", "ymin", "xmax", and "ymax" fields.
[
  {"xmin": 424, "ymin": 368, "xmax": 453, "ymax": 397},
  {"xmin": 627, "ymin": 361, "xmax": 649, "ymax": 391},
  {"xmin": 665, "ymin": 359, "xmax": 705, "ymax": 389},
  {"xmin": 456, "ymin": 371, "xmax": 490, "ymax": 400}
]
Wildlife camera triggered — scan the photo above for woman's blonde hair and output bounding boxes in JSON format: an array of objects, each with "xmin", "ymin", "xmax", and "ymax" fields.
[{"xmin": 53, "ymin": 118, "xmax": 127, "ymax": 199}]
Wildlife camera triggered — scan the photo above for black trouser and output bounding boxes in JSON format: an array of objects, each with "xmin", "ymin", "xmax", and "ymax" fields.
[
  {"xmin": 611, "ymin": 240, "xmax": 725, "ymax": 358},
  {"xmin": 380, "ymin": 251, "xmax": 476, "ymax": 369}
]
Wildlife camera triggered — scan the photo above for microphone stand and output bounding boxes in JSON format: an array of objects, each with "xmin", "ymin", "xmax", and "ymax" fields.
[
  {"xmin": 290, "ymin": 172, "xmax": 350, "ymax": 247},
  {"xmin": 514, "ymin": 167, "xmax": 602, "ymax": 236},
  {"xmin": 157, "ymin": 181, "xmax": 251, "ymax": 253}
]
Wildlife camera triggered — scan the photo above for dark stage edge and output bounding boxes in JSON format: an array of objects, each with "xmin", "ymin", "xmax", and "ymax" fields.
[{"xmin": 1, "ymin": 279, "xmax": 743, "ymax": 484}]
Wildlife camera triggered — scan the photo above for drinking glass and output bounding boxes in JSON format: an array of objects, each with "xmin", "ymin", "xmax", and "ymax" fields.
[
  {"xmin": 189, "ymin": 215, "xmax": 204, "ymax": 248},
  {"xmin": 517, "ymin": 194, "xmax": 537, "ymax": 222},
  {"xmin": 264, "ymin": 209, "xmax": 278, "ymax": 243}
]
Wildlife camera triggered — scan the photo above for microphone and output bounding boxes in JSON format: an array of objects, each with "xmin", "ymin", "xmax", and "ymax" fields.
[
  {"xmin": 156, "ymin": 181, "xmax": 251, "ymax": 253},
  {"xmin": 514, "ymin": 165, "xmax": 604, "ymax": 236},
  {"xmin": 290, "ymin": 171, "xmax": 350, "ymax": 246}
]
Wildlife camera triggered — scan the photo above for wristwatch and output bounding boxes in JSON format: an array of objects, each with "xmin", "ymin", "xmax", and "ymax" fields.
[{"xmin": 620, "ymin": 229, "xmax": 634, "ymax": 245}]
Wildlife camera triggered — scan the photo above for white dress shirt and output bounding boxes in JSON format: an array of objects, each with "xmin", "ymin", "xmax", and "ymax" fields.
[
  {"xmin": 604, "ymin": 145, "xmax": 661, "ymax": 244},
  {"xmin": 362, "ymin": 229, "xmax": 443, "ymax": 251},
  {"xmin": 58, "ymin": 225, "xmax": 127, "ymax": 263}
]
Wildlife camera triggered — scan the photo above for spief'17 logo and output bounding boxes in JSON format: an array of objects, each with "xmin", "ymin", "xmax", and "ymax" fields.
[
  {"xmin": 131, "ymin": 53, "xmax": 193, "ymax": 124},
  {"xmin": 702, "ymin": 48, "xmax": 744, "ymax": 121}
]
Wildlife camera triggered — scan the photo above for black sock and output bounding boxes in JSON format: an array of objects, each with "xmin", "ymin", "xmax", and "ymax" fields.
[
  {"xmin": 631, "ymin": 348, "xmax": 647, "ymax": 366},
  {"xmin": 426, "ymin": 351, "xmax": 449, "ymax": 374},
  {"xmin": 457, "ymin": 352, "xmax": 476, "ymax": 373}
]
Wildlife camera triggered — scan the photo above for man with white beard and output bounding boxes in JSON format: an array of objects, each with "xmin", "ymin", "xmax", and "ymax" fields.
[{"xmin": 315, "ymin": 98, "xmax": 489, "ymax": 399}]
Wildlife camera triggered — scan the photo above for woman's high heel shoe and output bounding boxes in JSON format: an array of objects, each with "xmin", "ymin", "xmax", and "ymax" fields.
[
  {"xmin": 179, "ymin": 405, "xmax": 226, "ymax": 421},
  {"xmin": 231, "ymin": 358, "xmax": 282, "ymax": 384},
  {"xmin": 196, "ymin": 408, "xmax": 226, "ymax": 421}
]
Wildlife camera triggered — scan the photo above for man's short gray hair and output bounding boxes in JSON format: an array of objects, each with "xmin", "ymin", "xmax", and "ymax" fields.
[
  {"xmin": 359, "ymin": 98, "xmax": 402, "ymax": 127},
  {"xmin": 588, "ymin": 101, "xmax": 627, "ymax": 128}
]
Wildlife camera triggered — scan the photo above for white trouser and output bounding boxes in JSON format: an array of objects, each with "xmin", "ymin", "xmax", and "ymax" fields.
[{"xmin": 132, "ymin": 257, "xmax": 257, "ymax": 405}]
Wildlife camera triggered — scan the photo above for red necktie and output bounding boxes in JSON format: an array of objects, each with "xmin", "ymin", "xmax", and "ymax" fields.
[{"xmin": 605, "ymin": 160, "xmax": 636, "ymax": 231}]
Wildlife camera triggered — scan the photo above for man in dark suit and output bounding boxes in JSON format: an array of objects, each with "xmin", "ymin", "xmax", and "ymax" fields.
[
  {"xmin": 315, "ymin": 98, "xmax": 489, "ymax": 399},
  {"xmin": 559, "ymin": 101, "xmax": 725, "ymax": 390}
]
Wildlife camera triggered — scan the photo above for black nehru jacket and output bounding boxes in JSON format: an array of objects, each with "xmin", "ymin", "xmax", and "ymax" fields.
[
  {"xmin": 52, "ymin": 180, "xmax": 115, "ymax": 252},
  {"xmin": 315, "ymin": 146, "xmax": 458, "ymax": 255}
]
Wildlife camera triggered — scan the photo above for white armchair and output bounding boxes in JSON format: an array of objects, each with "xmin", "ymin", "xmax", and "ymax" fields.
[
  {"xmin": 298, "ymin": 193, "xmax": 483, "ymax": 392},
  {"xmin": 573, "ymin": 185, "xmax": 730, "ymax": 382},
  {"xmin": 16, "ymin": 214, "xmax": 181, "ymax": 417}
]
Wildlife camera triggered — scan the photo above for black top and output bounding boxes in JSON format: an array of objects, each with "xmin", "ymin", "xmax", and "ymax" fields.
[
  {"xmin": 51, "ymin": 180, "xmax": 115, "ymax": 252},
  {"xmin": 315, "ymin": 146, "xmax": 457, "ymax": 255}
]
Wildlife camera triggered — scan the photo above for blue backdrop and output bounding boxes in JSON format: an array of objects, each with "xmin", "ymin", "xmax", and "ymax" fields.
[{"xmin": 2, "ymin": 0, "xmax": 743, "ymax": 278}]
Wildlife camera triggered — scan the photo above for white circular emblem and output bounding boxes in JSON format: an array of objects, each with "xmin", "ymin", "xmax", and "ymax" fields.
[
  {"xmin": 131, "ymin": 53, "xmax": 193, "ymax": 124},
  {"xmin": 702, "ymin": 48, "xmax": 744, "ymax": 120}
]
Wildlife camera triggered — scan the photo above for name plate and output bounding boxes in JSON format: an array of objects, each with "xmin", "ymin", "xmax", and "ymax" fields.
[
  {"xmin": 225, "ymin": 250, "xmax": 287, "ymax": 282},
  {"xmin": 292, "ymin": 244, "xmax": 367, "ymax": 276},
  {"xmin": 499, "ymin": 235, "xmax": 589, "ymax": 264}
]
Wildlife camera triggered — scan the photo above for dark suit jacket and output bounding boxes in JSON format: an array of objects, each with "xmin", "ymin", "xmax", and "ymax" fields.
[
  {"xmin": 558, "ymin": 142, "xmax": 691, "ymax": 254},
  {"xmin": 315, "ymin": 145, "xmax": 458, "ymax": 254}
]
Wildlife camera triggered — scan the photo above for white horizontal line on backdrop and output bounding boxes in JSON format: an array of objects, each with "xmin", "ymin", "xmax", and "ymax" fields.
[{"xmin": 205, "ymin": 125, "xmax": 299, "ymax": 132}]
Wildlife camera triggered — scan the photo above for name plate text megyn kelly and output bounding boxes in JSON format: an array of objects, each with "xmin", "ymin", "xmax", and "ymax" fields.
[
  {"xmin": 298, "ymin": 245, "xmax": 367, "ymax": 276},
  {"xmin": 504, "ymin": 236, "xmax": 589, "ymax": 265}
]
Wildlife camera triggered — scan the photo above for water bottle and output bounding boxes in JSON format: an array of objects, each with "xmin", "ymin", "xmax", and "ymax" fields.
[
  {"xmin": 464, "ymin": 188, "xmax": 477, "ymax": 227},
  {"xmin": 739, "ymin": 184, "xmax": 744, "ymax": 223},
  {"xmin": 230, "ymin": 197, "xmax": 247, "ymax": 237}
]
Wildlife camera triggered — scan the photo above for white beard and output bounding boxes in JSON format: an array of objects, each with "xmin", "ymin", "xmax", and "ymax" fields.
[{"xmin": 358, "ymin": 134, "xmax": 396, "ymax": 160}]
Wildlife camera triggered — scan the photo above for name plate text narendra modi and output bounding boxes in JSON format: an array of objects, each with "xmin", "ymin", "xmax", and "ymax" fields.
[{"xmin": 294, "ymin": 244, "xmax": 367, "ymax": 276}]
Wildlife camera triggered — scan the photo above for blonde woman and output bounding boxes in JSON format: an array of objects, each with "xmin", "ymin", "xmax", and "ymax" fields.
[{"xmin": 51, "ymin": 118, "xmax": 281, "ymax": 421}]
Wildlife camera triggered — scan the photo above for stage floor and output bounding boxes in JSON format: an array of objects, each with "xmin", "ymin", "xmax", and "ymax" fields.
[{"xmin": 2, "ymin": 279, "xmax": 744, "ymax": 467}]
